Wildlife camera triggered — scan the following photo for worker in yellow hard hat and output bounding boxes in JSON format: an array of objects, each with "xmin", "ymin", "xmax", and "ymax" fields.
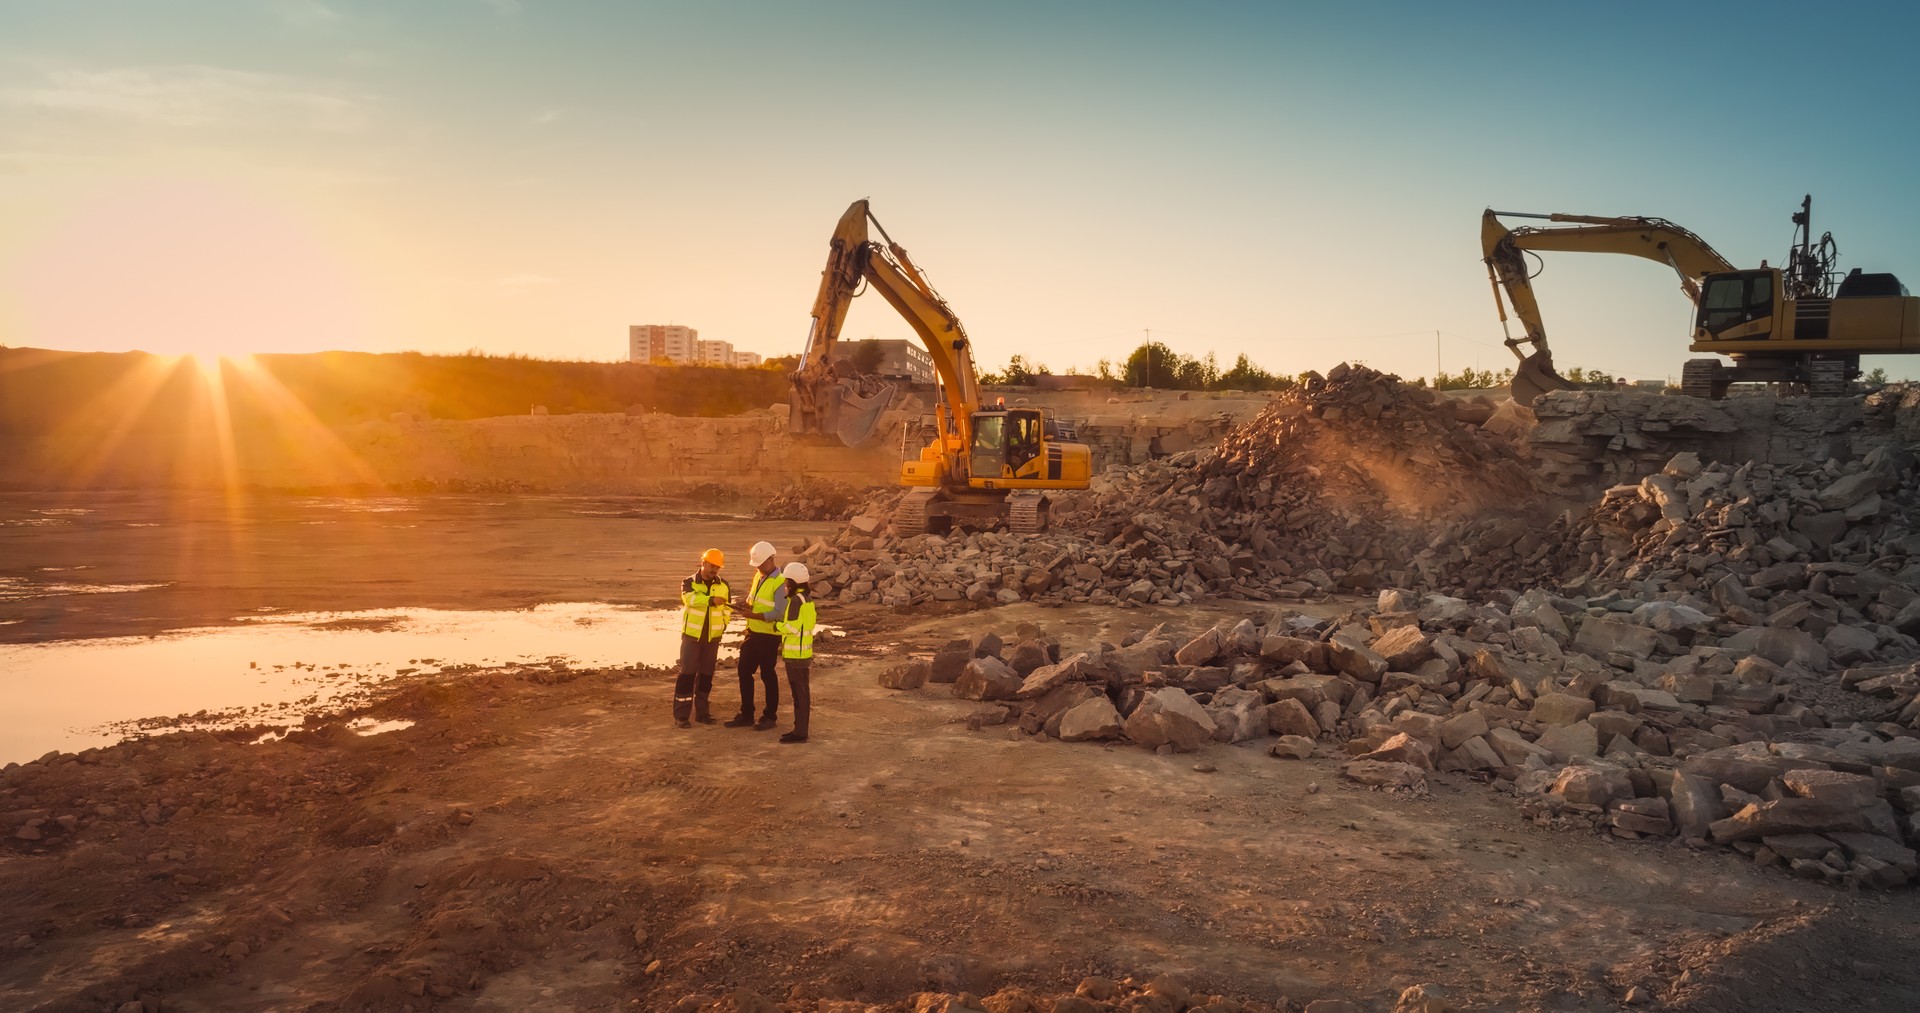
[{"xmin": 673, "ymin": 547, "xmax": 732, "ymax": 728}]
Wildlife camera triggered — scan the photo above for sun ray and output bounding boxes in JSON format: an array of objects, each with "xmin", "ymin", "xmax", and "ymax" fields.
[{"xmin": 39, "ymin": 353, "xmax": 195, "ymax": 493}]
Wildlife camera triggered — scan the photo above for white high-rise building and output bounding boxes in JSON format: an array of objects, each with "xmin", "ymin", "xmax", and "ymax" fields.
[
  {"xmin": 732, "ymin": 351, "xmax": 763, "ymax": 368},
  {"xmin": 628, "ymin": 324, "xmax": 698, "ymax": 363}
]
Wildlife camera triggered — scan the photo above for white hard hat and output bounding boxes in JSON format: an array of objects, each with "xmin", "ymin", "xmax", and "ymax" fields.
[
  {"xmin": 749, "ymin": 540, "xmax": 777, "ymax": 566},
  {"xmin": 782, "ymin": 561, "xmax": 810, "ymax": 583}
]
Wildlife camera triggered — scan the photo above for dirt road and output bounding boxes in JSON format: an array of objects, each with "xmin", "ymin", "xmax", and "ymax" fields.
[{"xmin": 4, "ymin": 600, "xmax": 1914, "ymax": 1012}]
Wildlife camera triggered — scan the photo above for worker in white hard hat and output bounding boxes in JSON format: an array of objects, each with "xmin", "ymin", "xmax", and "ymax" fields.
[
  {"xmin": 774, "ymin": 561, "xmax": 818, "ymax": 743},
  {"xmin": 725, "ymin": 539, "xmax": 784, "ymax": 730}
]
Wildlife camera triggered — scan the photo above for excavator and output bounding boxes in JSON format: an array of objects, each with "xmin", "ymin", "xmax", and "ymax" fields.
[
  {"xmin": 786, "ymin": 199, "xmax": 1091, "ymax": 534},
  {"xmin": 1483, "ymin": 196, "xmax": 1919, "ymax": 402}
]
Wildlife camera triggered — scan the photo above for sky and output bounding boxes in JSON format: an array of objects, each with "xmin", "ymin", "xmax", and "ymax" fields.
[{"xmin": 2, "ymin": 0, "xmax": 1918, "ymax": 383}]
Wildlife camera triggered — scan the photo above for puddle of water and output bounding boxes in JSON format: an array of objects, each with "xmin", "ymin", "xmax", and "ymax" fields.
[
  {"xmin": 0, "ymin": 602, "xmax": 723, "ymax": 762},
  {"xmin": 0, "ymin": 576, "xmax": 172, "ymax": 602}
]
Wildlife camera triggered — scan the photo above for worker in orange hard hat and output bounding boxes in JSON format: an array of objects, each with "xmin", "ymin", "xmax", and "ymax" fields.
[{"xmin": 673, "ymin": 547, "xmax": 732, "ymax": 728}]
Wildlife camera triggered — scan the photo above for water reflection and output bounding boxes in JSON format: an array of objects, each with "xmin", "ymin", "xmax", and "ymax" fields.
[{"xmin": 0, "ymin": 602, "xmax": 728, "ymax": 762}]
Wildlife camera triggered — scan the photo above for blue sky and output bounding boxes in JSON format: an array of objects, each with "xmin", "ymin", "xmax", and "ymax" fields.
[{"xmin": 2, "ymin": 1, "xmax": 1917, "ymax": 381}]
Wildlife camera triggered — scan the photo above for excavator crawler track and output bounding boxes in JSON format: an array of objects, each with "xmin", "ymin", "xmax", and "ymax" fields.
[
  {"xmin": 1807, "ymin": 359, "xmax": 1849, "ymax": 398},
  {"xmin": 1006, "ymin": 492, "xmax": 1048, "ymax": 534},
  {"xmin": 1681, "ymin": 359, "xmax": 1727, "ymax": 400},
  {"xmin": 895, "ymin": 490, "xmax": 935, "ymax": 537}
]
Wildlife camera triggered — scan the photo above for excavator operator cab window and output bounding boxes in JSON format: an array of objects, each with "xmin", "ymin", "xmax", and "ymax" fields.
[
  {"xmin": 970, "ymin": 413, "xmax": 1006, "ymax": 480},
  {"xmin": 1698, "ymin": 272, "xmax": 1773, "ymax": 335},
  {"xmin": 1007, "ymin": 410, "xmax": 1042, "ymax": 472}
]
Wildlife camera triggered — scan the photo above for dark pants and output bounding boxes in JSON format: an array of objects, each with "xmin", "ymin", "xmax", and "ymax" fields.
[
  {"xmin": 674, "ymin": 635, "xmax": 720, "ymax": 722},
  {"xmin": 786, "ymin": 659, "xmax": 811, "ymax": 737},
  {"xmin": 735, "ymin": 631, "xmax": 781, "ymax": 720}
]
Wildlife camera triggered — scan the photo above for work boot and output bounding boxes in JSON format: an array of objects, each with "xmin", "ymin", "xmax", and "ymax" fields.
[
  {"xmin": 675, "ymin": 718, "xmax": 692, "ymax": 729},
  {"xmin": 779, "ymin": 731, "xmax": 808, "ymax": 744},
  {"xmin": 723, "ymin": 713, "xmax": 754, "ymax": 728},
  {"xmin": 754, "ymin": 716, "xmax": 777, "ymax": 731},
  {"xmin": 694, "ymin": 714, "xmax": 717, "ymax": 725}
]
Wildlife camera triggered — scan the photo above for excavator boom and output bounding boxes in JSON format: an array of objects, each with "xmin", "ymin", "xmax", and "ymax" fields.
[
  {"xmin": 1481, "ymin": 209, "xmax": 1736, "ymax": 402},
  {"xmin": 789, "ymin": 200, "xmax": 980, "ymax": 447}
]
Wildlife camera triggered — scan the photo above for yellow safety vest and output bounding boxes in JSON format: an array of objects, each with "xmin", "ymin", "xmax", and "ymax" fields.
[
  {"xmin": 779, "ymin": 597, "xmax": 817, "ymax": 660},
  {"xmin": 745, "ymin": 569, "xmax": 780, "ymax": 636},
  {"xmin": 680, "ymin": 574, "xmax": 731, "ymax": 642}
]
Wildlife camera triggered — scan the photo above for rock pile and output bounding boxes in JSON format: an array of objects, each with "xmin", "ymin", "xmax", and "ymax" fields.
[
  {"xmin": 886, "ymin": 579, "xmax": 1920, "ymax": 888},
  {"xmin": 799, "ymin": 364, "xmax": 1554, "ymax": 607},
  {"xmin": 673, "ymin": 972, "xmax": 1463, "ymax": 1013},
  {"xmin": 755, "ymin": 480, "xmax": 864, "ymax": 522}
]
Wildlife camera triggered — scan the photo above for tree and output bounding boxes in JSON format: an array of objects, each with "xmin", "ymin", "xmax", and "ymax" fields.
[
  {"xmin": 1095, "ymin": 358, "xmax": 1115, "ymax": 382},
  {"xmin": 1123, "ymin": 342, "xmax": 1182, "ymax": 388},
  {"xmin": 1216, "ymin": 353, "xmax": 1272, "ymax": 391},
  {"xmin": 1865, "ymin": 366, "xmax": 1890, "ymax": 384},
  {"xmin": 849, "ymin": 339, "xmax": 886, "ymax": 375},
  {"xmin": 761, "ymin": 353, "xmax": 800, "ymax": 373},
  {"xmin": 1002, "ymin": 354, "xmax": 1049, "ymax": 385}
]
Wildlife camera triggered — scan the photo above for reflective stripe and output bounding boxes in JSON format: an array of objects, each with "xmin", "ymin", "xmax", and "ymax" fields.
[
  {"xmin": 779, "ymin": 599, "xmax": 817, "ymax": 660},
  {"xmin": 744, "ymin": 570, "xmax": 780, "ymax": 635},
  {"xmin": 680, "ymin": 575, "xmax": 731, "ymax": 641}
]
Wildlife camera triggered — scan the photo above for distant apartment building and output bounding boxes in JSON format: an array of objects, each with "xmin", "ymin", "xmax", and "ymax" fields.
[
  {"xmin": 629, "ymin": 324, "xmax": 767, "ymax": 368},
  {"xmin": 861, "ymin": 339, "xmax": 934, "ymax": 383},
  {"xmin": 628, "ymin": 324, "xmax": 697, "ymax": 363}
]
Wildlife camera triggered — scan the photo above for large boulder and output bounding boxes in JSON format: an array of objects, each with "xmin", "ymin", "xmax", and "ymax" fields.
[
  {"xmin": 1174, "ymin": 626, "xmax": 1225, "ymax": 667},
  {"xmin": 1372, "ymin": 626, "xmax": 1434, "ymax": 671},
  {"xmin": 1782, "ymin": 768, "xmax": 1883, "ymax": 808},
  {"xmin": 1709, "ymin": 798, "xmax": 1869, "ymax": 843},
  {"xmin": 1438, "ymin": 710, "xmax": 1489, "ymax": 750},
  {"xmin": 1123, "ymin": 688, "xmax": 1217, "ymax": 752},
  {"xmin": 1266, "ymin": 698, "xmax": 1321, "ymax": 739},
  {"xmin": 1058, "ymin": 697, "xmax": 1125, "ymax": 742},
  {"xmin": 1530, "ymin": 693, "xmax": 1596, "ymax": 727},
  {"xmin": 954, "ymin": 656, "xmax": 1023, "ymax": 701},
  {"xmin": 1551, "ymin": 763, "xmax": 1633, "ymax": 808},
  {"xmin": 1106, "ymin": 638, "xmax": 1175, "ymax": 680},
  {"xmin": 1572, "ymin": 617, "xmax": 1658, "ymax": 660},
  {"xmin": 1207, "ymin": 687, "xmax": 1269, "ymax": 743},
  {"xmin": 1327, "ymin": 640, "xmax": 1388, "ymax": 683},
  {"xmin": 1667, "ymin": 770, "xmax": 1730, "ymax": 840},
  {"xmin": 1360, "ymin": 732, "xmax": 1435, "ymax": 770},
  {"xmin": 1341, "ymin": 760, "xmax": 1427, "ymax": 789},
  {"xmin": 1260, "ymin": 635, "xmax": 1327, "ymax": 670},
  {"xmin": 1016, "ymin": 652, "xmax": 1100, "ymax": 699},
  {"xmin": 1534, "ymin": 721, "xmax": 1601, "ymax": 763},
  {"xmin": 878, "ymin": 659, "xmax": 931, "ymax": 691}
]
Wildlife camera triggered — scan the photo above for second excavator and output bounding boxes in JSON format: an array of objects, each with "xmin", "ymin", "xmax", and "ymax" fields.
[
  {"xmin": 1483, "ymin": 196, "xmax": 1919, "ymax": 402},
  {"xmin": 786, "ymin": 200, "xmax": 1091, "ymax": 534}
]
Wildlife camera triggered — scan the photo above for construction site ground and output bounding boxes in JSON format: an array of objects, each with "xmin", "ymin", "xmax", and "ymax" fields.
[{"xmin": 6, "ymin": 586, "xmax": 1920, "ymax": 1012}]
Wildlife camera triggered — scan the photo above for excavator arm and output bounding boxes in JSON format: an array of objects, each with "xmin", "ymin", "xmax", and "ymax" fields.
[
  {"xmin": 1481, "ymin": 210, "xmax": 1737, "ymax": 403},
  {"xmin": 789, "ymin": 200, "xmax": 981, "ymax": 448}
]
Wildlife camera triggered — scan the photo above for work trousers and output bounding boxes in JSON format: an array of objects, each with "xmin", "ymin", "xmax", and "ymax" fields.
[
  {"xmin": 785, "ymin": 660, "xmax": 811, "ymax": 737},
  {"xmin": 735, "ymin": 631, "xmax": 781, "ymax": 720},
  {"xmin": 673, "ymin": 635, "xmax": 720, "ymax": 722}
]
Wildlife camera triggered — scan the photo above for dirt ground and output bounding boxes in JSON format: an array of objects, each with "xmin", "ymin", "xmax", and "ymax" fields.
[{"xmin": 5, "ymin": 594, "xmax": 1919, "ymax": 1012}]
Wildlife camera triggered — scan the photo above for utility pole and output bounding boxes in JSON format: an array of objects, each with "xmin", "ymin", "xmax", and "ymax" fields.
[{"xmin": 1435, "ymin": 330, "xmax": 1441, "ymax": 386}]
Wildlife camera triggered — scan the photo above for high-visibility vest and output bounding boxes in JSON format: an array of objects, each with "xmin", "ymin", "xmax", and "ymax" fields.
[
  {"xmin": 779, "ymin": 596, "xmax": 817, "ymax": 660},
  {"xmin": 680, "ymin": 574, "xmax": 731, "ymax": 641},
  {"xmin": 744, "ymin": 569, "xmax": 780, "ymax": 636}
]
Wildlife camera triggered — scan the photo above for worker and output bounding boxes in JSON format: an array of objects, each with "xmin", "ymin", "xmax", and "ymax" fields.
[
  {"xmin": 726, "ymin": 539, "xmax": 783, "ymax": 730},
  {"xmin": 775, "ymin": 561, "xmax": 817, "ymax": 744},
  {"xmin": 673, "ymin": 548, "xmax": 732, "ymax": 728}
]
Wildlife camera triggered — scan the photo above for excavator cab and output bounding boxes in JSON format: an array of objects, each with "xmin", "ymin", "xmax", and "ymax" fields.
[{"xmin": 966, "ymin": 409, "xmax": 1053, "ymax": 483}]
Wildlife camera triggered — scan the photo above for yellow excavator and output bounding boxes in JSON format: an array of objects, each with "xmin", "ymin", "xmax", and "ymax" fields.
[
  {"xmin": 787, "ymin": 200, "xmax": 1091, "ymax": 534},
  {"xmin": 1483, "ymin": 196, "xmax": 1919, "ymax": 401}
]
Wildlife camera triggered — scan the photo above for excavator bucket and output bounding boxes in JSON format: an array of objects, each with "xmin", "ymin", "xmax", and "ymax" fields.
[
  {"xmin": 1510, "ymin": 350, "xmax": 1577, "ymax": 405},
  {"xmin": 828, "ymin": 380, "xmax": 896, "ymax": 447}
]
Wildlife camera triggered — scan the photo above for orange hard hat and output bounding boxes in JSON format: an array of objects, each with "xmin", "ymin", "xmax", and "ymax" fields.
[{"xmin": 700, "ymin": 548, "xmax": 725, "ymax": 567}]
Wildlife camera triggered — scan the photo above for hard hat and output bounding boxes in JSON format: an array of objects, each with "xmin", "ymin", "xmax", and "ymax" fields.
[
  {"xmin": 701, "ymin": 548, "xmax": 725, "ymax": 567},
  {"xmin": 782, "ymin": 561, "xmax": 810, "ymax": 583},
  {"xmin": 749, "ymin": 540, "xmax": 776, "ymax": 566}
]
